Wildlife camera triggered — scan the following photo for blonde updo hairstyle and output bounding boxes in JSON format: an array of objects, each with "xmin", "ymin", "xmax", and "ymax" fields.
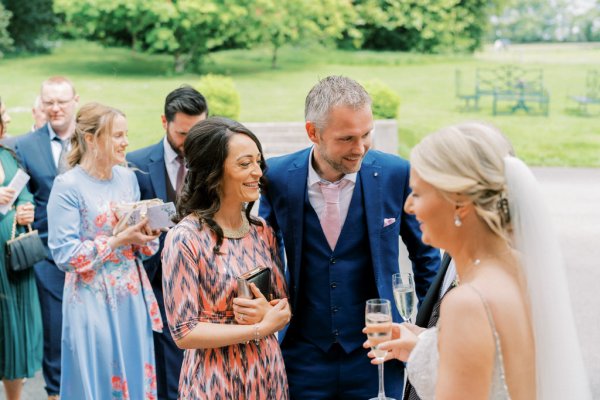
[
  {"xmin": 68, "ymin": 102, "xmax": 125, "ymax": 167},
  {"xmin": 410, "ymin": 122, "xmax": 515, "ymax": 242}
]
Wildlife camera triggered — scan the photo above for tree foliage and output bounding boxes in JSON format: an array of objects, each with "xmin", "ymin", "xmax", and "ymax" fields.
[
  {"xmin": 54, "ymin": 0, "xmax": 493, "ymax": 71},
  {"xmin": 1, "ymin": 0, "xmax": 55, "ymax": 52},
  {"xmin": 0, "ymin": 3, "xmax": 13, "ymax": 57},
  {"xmin": 490, "ymin": 0, "xmax": 600, "ymax": 43},
  {"xmin": 55, "ymin": 0, "xmax": 251, "ymax": 72},
  {"xmin": 247, "ymin": 0, "xmax": 358, "ymax": 68},
  {"xmin": 349, "ymin": 0, "xmax": 489, "ymax": 53}
]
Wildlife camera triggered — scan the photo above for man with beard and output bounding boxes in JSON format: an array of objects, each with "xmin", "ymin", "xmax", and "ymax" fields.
[
  {"xmin": 15, "ymin": 76, "xmax": 79, "ymax": 400},
  {"xmin": 127, "ymin": 85, "xmax": 207, "ymax": 400},
  {"xmin": 259, "ymin": 75, "xmax": 440, "ymax": 399}
]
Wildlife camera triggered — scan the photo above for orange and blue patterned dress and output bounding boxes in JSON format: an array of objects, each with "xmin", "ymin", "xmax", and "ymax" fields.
[{"xmin": 162, "ymin": 215, "xmax": 289, "ymax": 399}]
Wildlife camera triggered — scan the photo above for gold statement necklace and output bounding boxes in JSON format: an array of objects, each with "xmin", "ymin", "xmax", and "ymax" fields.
[{"xmin": 221, "ymin": 212, "xmax": 250, "ymax": 239}]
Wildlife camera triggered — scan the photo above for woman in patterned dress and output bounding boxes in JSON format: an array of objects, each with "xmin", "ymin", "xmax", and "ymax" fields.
[
  {"xmin": 162, "ymin": 117, "xmax": 291, "ymax": 399},
  {"xmin": 47, "ymin": 102, "xmax": 162, "ymax": 399}
]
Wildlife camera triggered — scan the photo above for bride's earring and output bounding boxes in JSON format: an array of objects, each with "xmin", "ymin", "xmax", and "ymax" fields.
[{"xmin": 454, "ymin": 214, "xmax": 462, "ymax": 227}]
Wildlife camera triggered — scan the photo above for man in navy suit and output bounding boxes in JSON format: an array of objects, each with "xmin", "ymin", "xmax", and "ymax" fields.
[
  {"xmin": 127, "ymin": 85, "xmax": 207, "ymax": 400},
  {"xmin": 15, "ymin": 76, "xmax": 79, "ymax": 400},
  {"xmin": 259, "ymin": 75, "xmax": 440, "ymax": 399}
]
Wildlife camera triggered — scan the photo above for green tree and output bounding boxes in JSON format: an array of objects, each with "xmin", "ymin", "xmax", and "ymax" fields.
[
  {"xmin": 350, "ymin": 0, "xmax": 490, "ymax": 53},
  {"xmin": 0, "ymin": 3, "xmax": 13, "ymax": 57},
  {"xmin": 248, "ymin": 0, "xmax": 359, "ymax": 68},
  {"xmin": 55, "ymin": 0, "xmax": 251, "ymax": 72},
  {"xmin": 1, "ymin": 0, "xmax": 55, "ymax": 52}
]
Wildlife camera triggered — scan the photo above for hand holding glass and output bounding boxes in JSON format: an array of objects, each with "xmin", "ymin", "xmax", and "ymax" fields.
[
  {"xmin": 393, "ymin": 272, "xmax": 415, "ymax": 324},
  {"xmin": 365, "ymin": 298, "xmax": 395, "ymax": 400}
]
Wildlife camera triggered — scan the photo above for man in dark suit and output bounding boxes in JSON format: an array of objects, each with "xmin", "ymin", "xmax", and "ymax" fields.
[
  {"xmin": 259, "ymin": 75, "xmax": 440, "ymax": 399},
  {"xmin": 127, "ymin": 85, "xmax": 207, "ymax": 400},
  {"xmin": 15, "ymin": 76, "xmax": 79, "ymax": 400},
  {"xmin": 403, "ymin": 252, "xmax": 454, "ymax": 400}
]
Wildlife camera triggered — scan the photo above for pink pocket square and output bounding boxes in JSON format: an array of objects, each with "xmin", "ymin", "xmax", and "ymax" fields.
[{"xmin": 383, "ymin": 218, "xmax": 396, "ymax": 227}]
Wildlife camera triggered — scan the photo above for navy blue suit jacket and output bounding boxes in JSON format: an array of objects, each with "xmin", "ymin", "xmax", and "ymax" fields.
[
  {"xmin": 15, "ymin": 124, "xmax": 59, "ymax": 247},
  {"xmin": 259, "ymin": 148, "xmax": 440, "ymax": 324},
  {"xmin": 126, "ymin": 141, "xmax": 168, "ymax": 283}
]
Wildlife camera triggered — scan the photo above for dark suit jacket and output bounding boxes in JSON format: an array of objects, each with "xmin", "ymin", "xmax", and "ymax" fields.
[
  {"xmin": 259, "ymin": 148, "xmax": 440, "ymax": 326},
  {"xmin": 415, "ymin": 252, "xmax": 452, "ymax": 327},
  {"xmin": 15, "ymin": 124, "xmax": 59, "ymax": 246},
  {"xmin": 126, "ymin": 141, "xmax": 168, "ymax": 283}
]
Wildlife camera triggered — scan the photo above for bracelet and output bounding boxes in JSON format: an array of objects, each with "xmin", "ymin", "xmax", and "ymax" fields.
[{"xmin": 253, "ymin": 323, "xmax": 261, "ymax": 344}]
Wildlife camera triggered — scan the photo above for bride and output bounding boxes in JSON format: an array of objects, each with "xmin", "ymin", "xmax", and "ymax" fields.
[{"xmin": 364, "ymin": 122, "xmax": 591, "ymax": 399}]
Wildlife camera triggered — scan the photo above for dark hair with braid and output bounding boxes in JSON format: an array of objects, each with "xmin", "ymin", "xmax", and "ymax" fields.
[{"xmin": 175, "ymin": 117, "xmax": 267, "ymax": 254}]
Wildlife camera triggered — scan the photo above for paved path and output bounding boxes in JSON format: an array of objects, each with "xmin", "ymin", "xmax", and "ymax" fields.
[{"xmin": 2, "ymin": 167, "xmax": 599, "ymax": 399}]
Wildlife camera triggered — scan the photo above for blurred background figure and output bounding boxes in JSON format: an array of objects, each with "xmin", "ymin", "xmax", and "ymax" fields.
[
  {"xmin": 162, "ymin": 117, "xmax": 291, "ymax": 399},
  {"xmin": 31, "ymin": 96, "xmax": 47, "ymax": 132},
  {"xmin": 0, "ymin": 96, "xmax": 43, "ymax": 400},
  {"xmin": 47, "ymin": 102, "xmax": 162, "ymax": 399},
  {"xmin": 127, "ymin": 85, "xmax": 207, "ymax": 400},
  {"xmin": 15, "ymin": 76, "xmax": 79, "ymax": 400}
]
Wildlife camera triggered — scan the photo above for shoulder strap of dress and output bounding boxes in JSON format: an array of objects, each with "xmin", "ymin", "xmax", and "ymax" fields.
[
  {"xmin": 462, "ymin": 283, "xmax": 509, "ymax": 386},
  {"xmin": 462, "ymin": 283, "xmax": 499, "ymax": 334}
]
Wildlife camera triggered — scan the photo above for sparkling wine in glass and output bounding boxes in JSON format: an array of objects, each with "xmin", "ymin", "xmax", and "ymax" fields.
[
  {"xmin": 393, "ymin": 272, "xmax": 415, "ymax": 324},
  {"xmin": 365, "ymin": 299, "xmax": 396, "ymax": 400}
]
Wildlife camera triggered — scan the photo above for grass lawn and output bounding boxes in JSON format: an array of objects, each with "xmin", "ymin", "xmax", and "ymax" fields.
[{"xmin": 1, "ymin": 40, "xmax": 599, "ymax": 166}]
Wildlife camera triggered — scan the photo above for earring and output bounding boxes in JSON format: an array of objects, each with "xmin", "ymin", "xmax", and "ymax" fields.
[{"xmin": 454, "ymin": 214, "xmax": 462, "ymax": 227}]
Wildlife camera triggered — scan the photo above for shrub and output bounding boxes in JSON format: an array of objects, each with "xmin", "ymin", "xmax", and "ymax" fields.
[
  {"xmin": 361, "ymin": 79, "xmax": 400, "ymax": 119},
  {"xmin": 196, "ymin": 74, "xmax": 241, "ymax": 120}
]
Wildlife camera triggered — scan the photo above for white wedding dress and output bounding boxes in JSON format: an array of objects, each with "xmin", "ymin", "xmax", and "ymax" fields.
[
  {"xmin": 406, "ymin": 285, "xmax": 511, "ymax": 400},
  {"xmin": 405, "ymin": 157, "xmax": 592, "ymax": 400}
]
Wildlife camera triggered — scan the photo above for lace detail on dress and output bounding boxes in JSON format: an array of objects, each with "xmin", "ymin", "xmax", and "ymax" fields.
[{"xmin": 406, "ymin": 285, "xmax": 511, "ymax": 399}]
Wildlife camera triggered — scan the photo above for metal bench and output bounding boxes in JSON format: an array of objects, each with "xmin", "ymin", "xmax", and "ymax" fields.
[
  {"xmin": 569, "ymin": 70, "xmax": 600, "ymax": 115},
  {"xmin": 456, "ymin": 66, "xmax": 550, "ymax": 116}
]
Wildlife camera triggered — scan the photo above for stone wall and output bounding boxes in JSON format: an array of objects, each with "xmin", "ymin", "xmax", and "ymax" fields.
[{"xmin": 244, "ymin": 119, "xmax": 398, "ymax": 159}]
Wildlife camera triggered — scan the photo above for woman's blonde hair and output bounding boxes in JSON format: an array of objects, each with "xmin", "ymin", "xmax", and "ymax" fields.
[
  {"xmin": 68, "ymin": 102, "xmax": 125, "ymax": 167},
  {"xmin": 410, "ymin": 121, "xmax": 515, "ymax": 241}
]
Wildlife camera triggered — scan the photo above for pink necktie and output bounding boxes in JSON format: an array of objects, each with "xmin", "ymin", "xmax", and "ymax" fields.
[
  {"xmin": 319, "ymin": 181, "xmax": 345, "ymax": 250},
  {"xmin": 175, "ymin": 155, "xmax": 185, "ymax": 194}
]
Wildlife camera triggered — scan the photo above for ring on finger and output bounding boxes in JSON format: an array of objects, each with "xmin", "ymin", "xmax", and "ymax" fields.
[{"xmin": 239, "ymin": 314, "xmax": 245, "ymax": 321}]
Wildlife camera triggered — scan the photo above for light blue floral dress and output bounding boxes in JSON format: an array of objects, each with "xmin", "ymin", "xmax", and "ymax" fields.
[{"xmin": 48, "ymin": 165, "xmax": 162, "ymax": 400}]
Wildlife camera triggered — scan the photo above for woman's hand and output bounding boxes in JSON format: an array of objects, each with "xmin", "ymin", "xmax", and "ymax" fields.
[
  {"xmin": 259, "ymin": 298, "xmax": 291, "ymax": 335},
  {"xmin": 16, "ymin": 203, "xmax": 35, "ymax": 225},
  {"xmin": 233, "ymin": 283, "xmax": 272, "ymax": 325},
  {"xmin": 0, "ymin": 187, "xmax": 16, "ymax": 205},
  {"xmin": 363, "ymin": 322, "xmax": 423, "ymax": 364},
  {"xmin": 109, "ymin": 218, "xmax": 160, "ymax": 249}
]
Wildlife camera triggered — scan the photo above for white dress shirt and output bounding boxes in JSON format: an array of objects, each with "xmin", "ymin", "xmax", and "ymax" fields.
[
  {"xmin": 48, "ymin": 124, "xmax": 71, "ymax": 167},
  {"xmin": 307, "ymin": 147, "xmax": 357, "ymax": 228}
]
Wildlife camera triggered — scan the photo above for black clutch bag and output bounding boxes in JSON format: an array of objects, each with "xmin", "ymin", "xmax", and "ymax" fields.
[
  {"xmin": 6, "ymin": 214, "xmax": 46, "ymax": 273},
  {"xmin": 237, "ymin": 266, "xmax": 272, "ymax": 300}
]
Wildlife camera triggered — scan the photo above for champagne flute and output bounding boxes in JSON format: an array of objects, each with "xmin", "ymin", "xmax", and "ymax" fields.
[
  {"xmin": 392, "ymin": 272, "xmax": 415, "ymax": 324},
  {"xmin": 365, "ymin": 298, "xmax": 395, "ymax": 400}
]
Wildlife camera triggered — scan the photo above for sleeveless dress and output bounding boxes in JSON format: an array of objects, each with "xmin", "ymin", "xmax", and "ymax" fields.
[{"xmin": 406, "ymin": 285, "xmax": 511, "ymax": 400}]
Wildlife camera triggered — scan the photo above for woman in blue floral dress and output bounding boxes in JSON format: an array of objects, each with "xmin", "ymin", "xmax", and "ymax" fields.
[{"xmin": 47, "ymin": 102, "xmax": 162, "ymax": 400}]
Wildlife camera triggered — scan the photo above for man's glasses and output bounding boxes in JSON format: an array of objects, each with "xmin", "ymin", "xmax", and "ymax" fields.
[{"xmin": 42, "ymin": 97, "xmax": 74, "ymax": 109}]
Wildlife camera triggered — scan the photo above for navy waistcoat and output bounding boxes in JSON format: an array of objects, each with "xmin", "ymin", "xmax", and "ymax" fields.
[{"xmin": 293, "ymin": 177, "xmax": 378, "ymax": 353}]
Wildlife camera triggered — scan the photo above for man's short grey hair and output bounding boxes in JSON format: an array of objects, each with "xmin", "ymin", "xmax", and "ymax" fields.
[{"xmin": 305, "ymin": 76, "xmax": 371, "ymax": 130}]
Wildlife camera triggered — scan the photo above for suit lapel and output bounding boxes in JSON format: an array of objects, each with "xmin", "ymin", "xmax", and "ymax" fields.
[
  {"xmin": 359, "ymin": 153, "xmax": 383, "ymax": 287},
  {"xmin": 415, "ymin": 252, "xmax": 452, "ymax": 327},
  {"xmin": 36, "ymin": 127, "xmax": 57, "ymax": 174},
  {"xmin": 148, "ymin": 143, "xmax": 168, "ymax": 201},
  {"xmin": 287, "ymin": 150, "xmax": 309, "ymax": 299}
]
